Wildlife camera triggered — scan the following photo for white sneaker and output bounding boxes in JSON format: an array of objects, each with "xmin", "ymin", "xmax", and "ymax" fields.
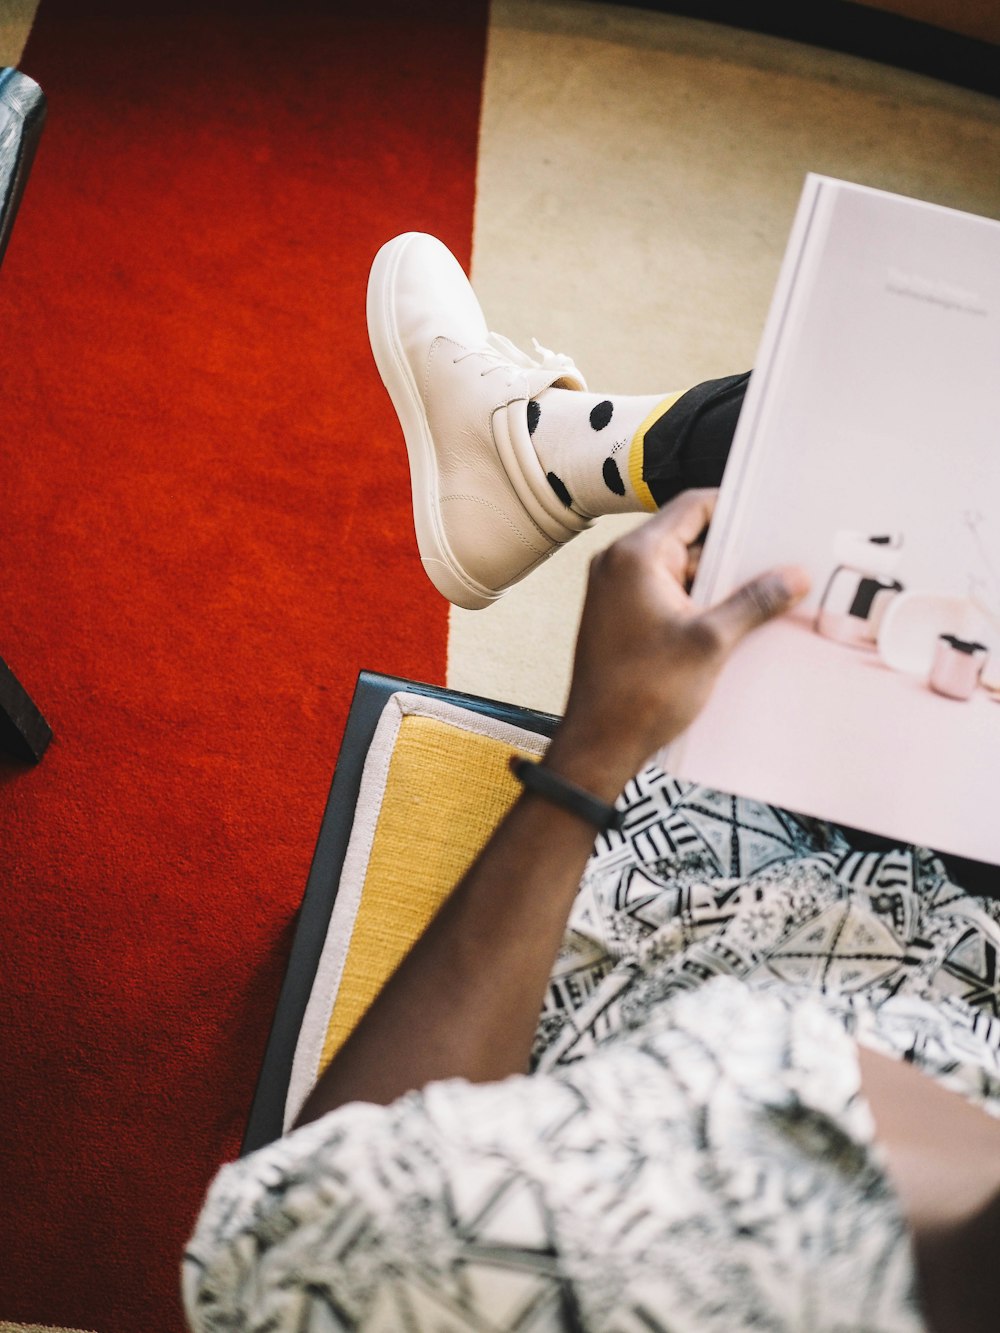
[{"xmin": 366, "ymin": 232, "xmax": 592, "ymax": 610}]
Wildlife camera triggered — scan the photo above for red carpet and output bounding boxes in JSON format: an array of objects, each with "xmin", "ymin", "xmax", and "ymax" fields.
[{"xmin": 0, "ymin": 3, "xmax": 487, "ymax": 1329}]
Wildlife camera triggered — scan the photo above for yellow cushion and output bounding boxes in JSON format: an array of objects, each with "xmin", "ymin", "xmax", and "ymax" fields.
[
  {"xmin": 283, "ymin": 691, "xmax": 549, "ymax": 1128},
  {"xmin": 320, "ymin": 713, "xmax": 536, "ymax": 1068}
]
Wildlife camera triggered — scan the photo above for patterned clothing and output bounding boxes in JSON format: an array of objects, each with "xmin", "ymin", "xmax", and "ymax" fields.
[{"xmin": 183, "ymin": 765, "xmax": 1000, "ymax": 1331}]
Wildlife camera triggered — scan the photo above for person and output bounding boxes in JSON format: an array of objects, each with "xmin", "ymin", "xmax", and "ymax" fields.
[{"xmin": 183, "ymin": 234, "xmax": 1000, "ymax": 1333}]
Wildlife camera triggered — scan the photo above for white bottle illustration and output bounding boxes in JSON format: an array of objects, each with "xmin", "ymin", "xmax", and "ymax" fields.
[{"xmin": 815, "ymin": 531, "xmax": 904, "ymax": 648}]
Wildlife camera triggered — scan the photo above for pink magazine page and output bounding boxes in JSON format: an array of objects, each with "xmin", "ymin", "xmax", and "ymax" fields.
[{"xmin": 666, "ymin": 174, "xmax": 1000, "ymax": 863}]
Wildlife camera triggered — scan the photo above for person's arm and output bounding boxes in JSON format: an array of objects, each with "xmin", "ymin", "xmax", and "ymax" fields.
[{"xmin": 294, "ymin": 490, "xmax": 808, "ymax": 1127}]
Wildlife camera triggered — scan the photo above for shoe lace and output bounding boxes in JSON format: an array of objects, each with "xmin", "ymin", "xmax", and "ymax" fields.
[{"xmin": 455, "ymin": 331, "xmax": 579, "ymax": 380}]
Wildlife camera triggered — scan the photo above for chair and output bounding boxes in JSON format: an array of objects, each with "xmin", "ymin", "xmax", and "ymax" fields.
[{"xmin": 242, "ymin": 670, "xmax": 560, "ymax": 1153}]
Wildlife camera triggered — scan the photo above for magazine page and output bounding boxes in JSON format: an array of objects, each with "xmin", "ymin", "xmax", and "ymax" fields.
[{"xmin": 665, "ymin": 175, "xmax": 1000, "ymax": 864}]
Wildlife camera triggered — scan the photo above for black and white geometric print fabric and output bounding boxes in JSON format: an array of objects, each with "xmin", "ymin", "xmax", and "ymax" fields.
[
  {"xmin": 183, "ymin": 765, "xmax": 1000, "ymax": 1332},
  {"xmin": 534, "ymin": 763, "xmax": 1000, "ymax": 1113},
  {"xmin": 184, "ymin": 984, "xmax": 923, "ymax": 1330}
]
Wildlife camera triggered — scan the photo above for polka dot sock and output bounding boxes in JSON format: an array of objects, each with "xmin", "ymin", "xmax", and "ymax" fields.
[{"xmin": 527, "ymin": 387, "xmax": 683, "ymax": 518}]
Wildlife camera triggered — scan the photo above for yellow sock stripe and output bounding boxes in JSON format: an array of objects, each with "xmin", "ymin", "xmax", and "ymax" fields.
[{"xmin": 628, "ymin": 390, "xmax": 685, "ymax": 513}]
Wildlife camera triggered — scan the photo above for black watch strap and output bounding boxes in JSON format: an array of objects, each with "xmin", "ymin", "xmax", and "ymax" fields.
[{"xmin": 509, "ymin": 755, "xmax": 624, "ymax": 833}]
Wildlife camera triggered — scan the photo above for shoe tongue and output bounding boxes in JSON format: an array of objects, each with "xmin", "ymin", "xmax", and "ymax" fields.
[
  {"xmin": 550, "ymin": 369, "xmax": 587, "ymax": 392},
  {"xmin": 486, "ymin": 332, "xmax": 588, "ymax": 394},
  {"xmin": 520, "ymin": 366, "xmax": 587, "ymax": 395}
]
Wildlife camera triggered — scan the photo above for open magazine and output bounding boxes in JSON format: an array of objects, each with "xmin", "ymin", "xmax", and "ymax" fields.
[{"xmin": 666, "ymin": 174, "xmax": 1000, "ymax": 864}]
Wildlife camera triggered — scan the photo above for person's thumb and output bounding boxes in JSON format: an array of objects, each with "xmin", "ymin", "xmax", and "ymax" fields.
[{"xmin": 702, "ymin": 566, "xmax": 810, "ymax": 652}]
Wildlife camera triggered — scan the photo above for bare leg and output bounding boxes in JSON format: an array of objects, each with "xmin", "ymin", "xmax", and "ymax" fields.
[{"xmin": 859, "ymin": 1046, "xmax": 1000, "ymax": 1333}]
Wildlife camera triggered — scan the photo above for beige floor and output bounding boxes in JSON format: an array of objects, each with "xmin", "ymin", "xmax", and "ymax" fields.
[
  {"xmin": 0, "ymin": 0, "xmax": 33, "ymax": 64},
  {"xmin": 0, "ymin": 1324, "xmax": 96, "ymax": 1333},
  {"xmin": 453, "ymin": 0, "xmax": 1000, "ymax": 715}
]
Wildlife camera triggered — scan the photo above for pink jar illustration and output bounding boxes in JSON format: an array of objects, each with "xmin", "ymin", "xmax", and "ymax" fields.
[{"xmin": 929, "ymin": 634, "xmax": 989, "ymax": 700}]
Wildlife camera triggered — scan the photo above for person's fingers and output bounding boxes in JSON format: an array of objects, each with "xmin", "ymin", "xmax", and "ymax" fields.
[
  {"xmin": 700, "ymin": 565, "xmax": 810, "ymax": 651},
  {"xmin": 643, "ymin": 488, "xmax": 718, "ymax": 552},
  {"xmin": 619, "ymin": 489, "xmax": 718, "ymax": 589},
  {"xmin": 684, "ymin": 541, "xmax": 705, "ymax": 590}
]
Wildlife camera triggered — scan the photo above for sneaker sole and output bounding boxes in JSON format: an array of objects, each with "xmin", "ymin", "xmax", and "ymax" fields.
[{"xmin": 366, "ymin": 233, "xmax": 500, "ymax": 611}]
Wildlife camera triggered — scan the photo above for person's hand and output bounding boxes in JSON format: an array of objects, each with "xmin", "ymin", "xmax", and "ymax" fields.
[{"xmin": 544, "ymin": 488, "xmax": 810, "ymax": 800}]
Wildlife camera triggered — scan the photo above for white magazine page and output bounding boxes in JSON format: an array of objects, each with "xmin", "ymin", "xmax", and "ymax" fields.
[{"xmin": 664, "ymin": 175, "xmax": 1000, "ymax": 863}]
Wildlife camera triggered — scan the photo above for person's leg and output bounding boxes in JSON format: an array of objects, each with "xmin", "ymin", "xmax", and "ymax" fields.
[
  {"xmin": 367, "ymin": 231, "xmax": 749, "ymax": 609},
  {"xmin": 528, "ymin": 371, "xmax": 749, "ymax": 519}
]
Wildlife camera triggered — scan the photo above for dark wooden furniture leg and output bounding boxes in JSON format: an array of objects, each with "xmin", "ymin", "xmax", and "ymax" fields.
[{"xmin": 0, "ymin": 67, "xmax": 51, "ymax": 763}]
